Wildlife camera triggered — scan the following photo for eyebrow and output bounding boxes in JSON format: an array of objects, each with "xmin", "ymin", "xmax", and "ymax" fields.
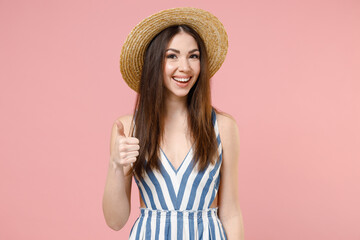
[{"xmin": 166, "ymin": 48, "xmax": 200, "ymax": 54}]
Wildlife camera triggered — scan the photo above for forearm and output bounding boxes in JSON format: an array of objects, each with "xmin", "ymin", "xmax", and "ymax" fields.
[
  {"xmin": 221, "ymin": 211, "xmax": 245, "ymax": 240},
  {"xmin": 102, "ymin": 161, "xmax": 131, "ymax": 230}
]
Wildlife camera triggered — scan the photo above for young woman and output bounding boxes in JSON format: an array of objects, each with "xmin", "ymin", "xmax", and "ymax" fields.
[{"xmin": 102, "ymin": 8, "xmax": 244, "ymax": 239}]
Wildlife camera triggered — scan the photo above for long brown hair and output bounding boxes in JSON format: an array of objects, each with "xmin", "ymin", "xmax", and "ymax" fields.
[{"xmin": 130, "ymin": 25, "xmax": 218, "ymax": 179}]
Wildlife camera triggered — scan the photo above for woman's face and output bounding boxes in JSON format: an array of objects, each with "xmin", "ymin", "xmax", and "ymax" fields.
[{"xmin": 163, "ymin": 31, "xmax": 200, "ymax": 99}]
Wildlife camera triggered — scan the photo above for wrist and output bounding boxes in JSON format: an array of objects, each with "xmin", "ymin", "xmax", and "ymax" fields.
[{"xmin": 109, "ymin": 158, "xmax": 123, "ymax": 172}]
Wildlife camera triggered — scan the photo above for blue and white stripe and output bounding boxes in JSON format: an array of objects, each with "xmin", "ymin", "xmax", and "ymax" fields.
[{"xmin": 129, "ymin": 109, "xmax": 227, "ymax": 239}]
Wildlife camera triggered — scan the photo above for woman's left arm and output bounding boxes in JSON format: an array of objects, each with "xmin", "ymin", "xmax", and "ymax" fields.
[{"xmin": 217, "ymin": 113, "xmax": 245, "ymax": 240}]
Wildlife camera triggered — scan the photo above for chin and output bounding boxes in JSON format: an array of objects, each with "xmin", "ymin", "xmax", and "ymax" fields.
[
  {"xmin": 170, "ymin": 90, "xmax": 190, "ymax": 98},
  {"xmin": 165, "ymin": 86, "xmax": 192, "ymax": 98}
]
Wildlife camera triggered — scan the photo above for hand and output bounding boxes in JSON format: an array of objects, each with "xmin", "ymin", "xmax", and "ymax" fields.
[{"xmin": 111, "ymin": 120, "xmax": 140, "ymax": 168}]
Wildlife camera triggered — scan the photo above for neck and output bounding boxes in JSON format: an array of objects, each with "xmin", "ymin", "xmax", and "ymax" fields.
[{"xmin": 163, "ymin": 93, "xmax": 188, "ymax": 119}]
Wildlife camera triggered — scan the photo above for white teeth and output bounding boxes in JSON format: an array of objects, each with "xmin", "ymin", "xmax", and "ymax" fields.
[{"xmin": 173, "ymin": 77, "xmax": 191, "ymax": 82}]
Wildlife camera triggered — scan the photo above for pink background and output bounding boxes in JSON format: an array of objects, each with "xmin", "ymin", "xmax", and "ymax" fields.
[{"xmin": 1, "ymin": 0, "xmax": 359, "ymax": 239}]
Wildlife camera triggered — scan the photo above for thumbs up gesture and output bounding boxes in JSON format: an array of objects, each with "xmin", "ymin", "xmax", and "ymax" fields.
[{"xmin": 111, "ymin": 120, "xmax": 140, "ymax": 168}]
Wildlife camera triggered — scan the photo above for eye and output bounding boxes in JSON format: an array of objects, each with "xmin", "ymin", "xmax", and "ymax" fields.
[
  {"xmin": 190, "ymin": 54, "xmax": 200, "ymax": 59},
  {"xmin": 166, "ymin": 54, "xmax": 177, "ymax": 59}
]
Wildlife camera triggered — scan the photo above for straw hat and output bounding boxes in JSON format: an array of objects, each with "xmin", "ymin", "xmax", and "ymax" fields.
[{"xmin": 120, "ymin": 7, "xmax": 228, "ymax": 92}]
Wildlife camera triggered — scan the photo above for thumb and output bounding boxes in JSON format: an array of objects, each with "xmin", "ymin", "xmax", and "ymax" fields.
[{"xmin": 115, "ymin": 120, "xmax": 126, "ymax": 137}]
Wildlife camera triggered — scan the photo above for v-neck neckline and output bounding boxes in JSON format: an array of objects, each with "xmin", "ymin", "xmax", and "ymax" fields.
[{"xmin": 160, "ymin": 145, "xmax": 194, "ymax": 173}]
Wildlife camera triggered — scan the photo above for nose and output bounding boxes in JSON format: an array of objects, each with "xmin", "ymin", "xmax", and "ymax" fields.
[{"xmin": 178, "ymin": 57, "xmax": 191, "ymax": 72}]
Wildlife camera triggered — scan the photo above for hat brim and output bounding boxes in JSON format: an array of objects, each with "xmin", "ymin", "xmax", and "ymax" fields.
[{"xmin": 120, "ymin": 7, "xmax": 228, "ymax": 92}]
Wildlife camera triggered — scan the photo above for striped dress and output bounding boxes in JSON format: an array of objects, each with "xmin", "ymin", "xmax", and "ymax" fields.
[{"xmin": 129, "ymin": 109, "xmax": 227, "ymax": 239}]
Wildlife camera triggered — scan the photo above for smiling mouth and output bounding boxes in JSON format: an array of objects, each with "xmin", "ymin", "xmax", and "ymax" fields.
[{"xmin": 172, "ymin": 77, "xmax": 191, "ymax": 83}]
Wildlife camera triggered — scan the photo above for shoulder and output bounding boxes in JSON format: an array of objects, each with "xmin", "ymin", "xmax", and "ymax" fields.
[
  {"xmin": 214, "ymin": 110, "xmax": 239, "ymax": 138},
  {"xmin": 214, "ymin": 109, "xmax": 240, "ymax": 159},
  {"xmin": 111, "ymin": 114, "xmax": 134, "ymax": 137}
]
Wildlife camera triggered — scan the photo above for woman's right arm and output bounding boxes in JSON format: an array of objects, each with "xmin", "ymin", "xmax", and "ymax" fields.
[{"xmin": 102, "ymin": 115, "xmax": 139, "ymax": 231}]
